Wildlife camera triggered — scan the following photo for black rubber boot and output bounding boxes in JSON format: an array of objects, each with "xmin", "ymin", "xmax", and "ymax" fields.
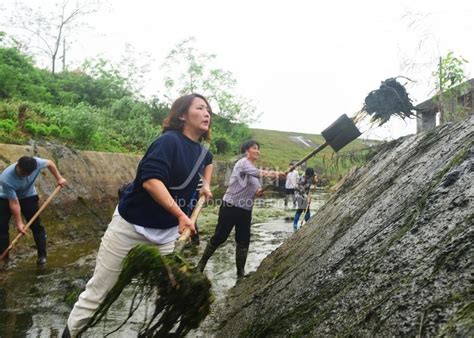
[
  {"xmin": 61, "ymin": 325, "xmax": 71, "ymax": 338},
  {"xmin": 197, "ymin": 243, "xmax": 218, "ymax": 272},
  {"xmin": 0, "ymin": 234, "xmax": 10, "ymax": 262},
  {"xmin": 33, "ymin": 232, "xmax": 47, "ymax": 265},
  {"xmin": 236, "ymin": 246, "xmax": 249, "ymax": 279}
]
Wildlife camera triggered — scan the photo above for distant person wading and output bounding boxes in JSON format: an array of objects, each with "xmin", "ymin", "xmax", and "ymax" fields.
[
  {"xmin": 293, "ymin": 167, "xmax": 317, "ymax": 231},
  {"xmin": 284, "ymin": 166, "xmax": 299, "ymax": 208}
]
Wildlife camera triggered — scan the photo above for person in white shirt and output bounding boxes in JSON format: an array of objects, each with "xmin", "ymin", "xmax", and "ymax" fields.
[{"xmin": 284, "ymin": 166, "xmax": 299, "ymax": 208}]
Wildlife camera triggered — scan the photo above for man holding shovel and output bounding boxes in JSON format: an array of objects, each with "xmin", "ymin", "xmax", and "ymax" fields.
[{"xmin": 0, "ymin": 156, "xmax": 67, "ymax": 265}]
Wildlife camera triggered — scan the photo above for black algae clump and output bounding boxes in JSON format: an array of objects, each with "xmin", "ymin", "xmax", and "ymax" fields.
[{"xmin": 363, "ymin": 78, "xmax": 417, "ymax": 125}]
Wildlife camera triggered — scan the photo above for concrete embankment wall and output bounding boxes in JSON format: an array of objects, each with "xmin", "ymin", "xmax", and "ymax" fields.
[{"xmin": 0, "ymin": 142, "xmax": 232, "ymax": 259}]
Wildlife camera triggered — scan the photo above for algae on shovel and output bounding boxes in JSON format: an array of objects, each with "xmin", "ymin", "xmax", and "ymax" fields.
[{"xmin": 360, "ymin": 77, "xmax": 417, "ymax": 126}]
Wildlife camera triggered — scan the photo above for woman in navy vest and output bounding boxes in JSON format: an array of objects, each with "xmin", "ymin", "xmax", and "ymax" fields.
[{"xmin": 64, "ymin": 94, "xmax": 213, "ymax": 337}]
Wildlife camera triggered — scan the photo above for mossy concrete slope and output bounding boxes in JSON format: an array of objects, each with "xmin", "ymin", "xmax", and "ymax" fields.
[{"xmin": 216, "ymin": 117, "xmax": 473, "ymax": 337}]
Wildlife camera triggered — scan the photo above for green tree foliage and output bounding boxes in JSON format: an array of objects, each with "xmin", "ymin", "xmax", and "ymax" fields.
[
  {"xmin": 81, "ymin": 58, "xmax": 133, "ymax": 105},
  {"xmin": 434, "ymin": 52, "xmax": 470, "ymax": 123},
  {"xmin": 0, "ymin": 46, "xmax": 52, "ymax": 101},
  {"xmin": 0, "ymin": 43, "xmax": 132, "ymax": 108},
  {"xmin": 0, "ymin": 39, "xmax": 165, "ymax": 151},
  {"xmin": 162, "ymin": 37, "xmax": 254, "ymax": 154},
  {"xmin": 0, "ymin": 34, "xmax": 253, "ymax": 155}
]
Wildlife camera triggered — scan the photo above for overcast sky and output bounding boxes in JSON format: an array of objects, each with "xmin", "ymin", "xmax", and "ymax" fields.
[{"xmin": 3, "ymin": 0, "xmax": 473, "ymax": 140}]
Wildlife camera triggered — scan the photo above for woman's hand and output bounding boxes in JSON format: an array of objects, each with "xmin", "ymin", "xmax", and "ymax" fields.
[
  {"xmin": 177, "ymin": 213, "xmax": 196, "ymax": 235},
  {"xmin": 255, "ymin": 188, "xmax": 264, "ymax": 197},
  {"xmin": 200, "ymin": 186, "xmax": 213, "ymax": 201}
]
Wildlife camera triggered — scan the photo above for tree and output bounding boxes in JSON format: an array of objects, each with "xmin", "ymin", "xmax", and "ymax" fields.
[
  {"xmin": 117, "ymin": 43, "xmax": 153, "ymax": 99},
  {"xmin": 3, "ymin": 0, "xmax": 101, "ymax": 74},
  {"xmin": 434, "ymin": 52, "xmax": 470, "ymax": 123},
  {"xmin": 0, "ymin": 43, "xmax": 52, "ymax": 101},
  {"xmin": 161, "ymin": 37, "xmax": 259, "ymax": 124}
]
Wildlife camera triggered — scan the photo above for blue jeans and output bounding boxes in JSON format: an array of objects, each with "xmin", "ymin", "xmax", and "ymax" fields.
[{"xmin": 293, "ymin": 208, "xmax": 310, "ymax": 230}]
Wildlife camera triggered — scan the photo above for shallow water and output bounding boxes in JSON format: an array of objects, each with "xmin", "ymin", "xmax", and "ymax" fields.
[{"xmin": 0, "ymin": 191, "xmax": 328, "ymax": 337}]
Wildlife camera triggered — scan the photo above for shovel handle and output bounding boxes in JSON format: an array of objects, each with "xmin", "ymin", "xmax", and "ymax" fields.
[
  {"xmin": 260, "ymin": 142, "xmax": 328, "ymax": 193},
  {"xmin": 174, "ymin": 195, "xmax": 206, "ymax": 252},
  {"xmin": 287, "ymin": 142, "xmax": 328, "ymax": 174},
  {"xmin": 0, "ymin": 185, "xmax": 62, "ymax": 261}
]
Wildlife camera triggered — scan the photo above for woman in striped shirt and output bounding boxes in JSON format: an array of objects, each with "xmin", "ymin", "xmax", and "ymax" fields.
[{"xmin": 197, "ymin": 140, "xmax": 285, "ymax": 278}]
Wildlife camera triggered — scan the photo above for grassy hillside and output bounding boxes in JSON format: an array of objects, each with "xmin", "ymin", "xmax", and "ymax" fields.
[{"xmin": 249, "ymin": 128, "xmax": 378, "ymax": 180}]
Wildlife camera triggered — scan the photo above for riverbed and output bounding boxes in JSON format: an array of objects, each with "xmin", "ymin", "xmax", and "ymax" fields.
[{"xmin": 0, "ymin": 190, "xmax": 328, "ymax": 337}]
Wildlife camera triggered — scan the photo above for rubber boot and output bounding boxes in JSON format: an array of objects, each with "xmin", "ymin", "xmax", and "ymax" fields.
[
  {"xmin": 197, "ymin": 243, "xmax": 218, "ymax": 272},
  {"xmin": 236, "ymin": 246, "xmax": 249, "ymax": 279},
  {"xmin": 33, "ymin": 232, "xmax": 47, "ymax": 265},
  {"xmin": 0, "ymin": 234, "xmax": 10, "ymax": 262},
  {"xmin": 61, "ymin": 326, "xmax": 71, "ymax": 338}
]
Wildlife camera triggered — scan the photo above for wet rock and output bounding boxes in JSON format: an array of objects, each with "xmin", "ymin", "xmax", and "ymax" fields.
[
  {"xmin": 442, "ymin": 169, "xmax": 461, "ymax": 187},
  {"xmin": 215, "ymin": 116, "xmax": 473, "ymax": 337}
]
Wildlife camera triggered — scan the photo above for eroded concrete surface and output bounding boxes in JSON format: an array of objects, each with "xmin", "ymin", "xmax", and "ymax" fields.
[{"xmin": 215, "ymin": 117, "xmax": 473, "ymax": 337}]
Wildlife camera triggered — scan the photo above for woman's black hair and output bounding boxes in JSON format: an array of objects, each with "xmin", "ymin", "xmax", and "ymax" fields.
[
  {"xmin": 240, "ymin": 139, "xmax": 260, "ymax": 154},
  {"xmin": 305, "ymin": 167, "xmax": 315, "ymax": 177},
  {"xmin": 162, "ymin": 93, "xmax": 212, "ymax": 141}
]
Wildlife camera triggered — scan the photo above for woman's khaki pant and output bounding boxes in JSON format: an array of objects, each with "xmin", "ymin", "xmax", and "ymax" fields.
[{"xmin": 66, "ymin": 214, "xmax": 175, "ymax": 337}]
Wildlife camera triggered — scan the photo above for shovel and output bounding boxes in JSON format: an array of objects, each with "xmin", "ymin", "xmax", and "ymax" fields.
[
  {"xmin": 0, "ymin": 185, "xmax": 62, "ymax": 261},
  {"xmin": 288, "ymin": 114, "xmax": 362, "ymax": 172},
  {"xmin": 262, "ymin": 114, "xmax": 361, "ymax": 192}
]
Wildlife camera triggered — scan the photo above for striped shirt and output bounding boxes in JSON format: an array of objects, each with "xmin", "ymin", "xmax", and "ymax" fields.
[{"xmin": 223, "ymin": 157, "xmax": 261, "ymax": 210}]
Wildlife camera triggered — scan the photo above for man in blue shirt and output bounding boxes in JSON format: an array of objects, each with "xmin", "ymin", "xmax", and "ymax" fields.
[{"xmin": 0, "ymin": 156, "xmax": 67, "ymax": 264}]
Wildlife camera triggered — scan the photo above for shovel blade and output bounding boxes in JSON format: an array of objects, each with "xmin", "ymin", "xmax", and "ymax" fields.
[{"xmin": 322, "ymin": 114, "xmax": 361, "ymax": 152}]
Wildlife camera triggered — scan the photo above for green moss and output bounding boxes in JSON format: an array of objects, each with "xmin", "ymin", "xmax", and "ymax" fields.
[
  {"xmin": 378, "ymin": 143, "xmax": 473, "ymax": 259},
  {"xmin": 435, "ymin": 293, "xmax": 473, "ymax": 336},
  {"xmin": 434, "ymin": 141, "xmax": 472, "ymax": 183},
  {"xmin": 64, "ymin": 289, "xmax": 80, "ymax": 307}
]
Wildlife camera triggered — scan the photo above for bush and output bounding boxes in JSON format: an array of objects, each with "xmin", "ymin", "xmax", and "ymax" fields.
[
  {"xmin": 0, "ymin": 119, "xmax": 15, "ymax": 132},
  {"xmin": 66, "ymin": 103, "xmax": 99, "ymax": 145},
  {"xmin": 90, "ymin": 132, "xmax": 125, "ymax": 152},
  {"xmin": 111, "ymin": 96, "xmax": 135, "ymax": 120},
  {"xmin": 24, "ymin": 121, "xmax": 49, "ymax": 136},
  {"xmin": 0, "ymin": 101, "xmax": 18, "ymax": 120},
  {"xmin": 47, "ymin": 124, "xmax": 61, "ymax": 137},
  {"xmin": 60, "ymin": 126, "xmax": 74, "ymax": 140}
]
